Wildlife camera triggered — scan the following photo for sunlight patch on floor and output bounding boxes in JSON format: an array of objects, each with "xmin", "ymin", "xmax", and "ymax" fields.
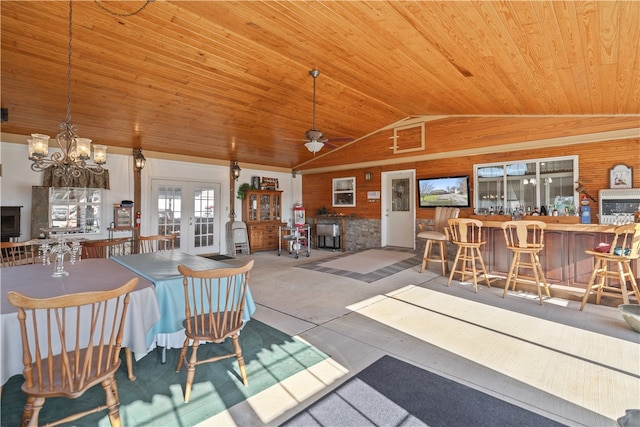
[
  {"xmin": 349, "ymin": 286, "xmax": 640, "ymax": 420},
  {"xmin": 196, "ymin": 357, "xmax": 349, "ymax": 426}
]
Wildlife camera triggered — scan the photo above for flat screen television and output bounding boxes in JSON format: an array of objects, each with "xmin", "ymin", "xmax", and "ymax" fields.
[{"xmin": 418, "ymin": 175, "xmax": 470, "ymax": 208}]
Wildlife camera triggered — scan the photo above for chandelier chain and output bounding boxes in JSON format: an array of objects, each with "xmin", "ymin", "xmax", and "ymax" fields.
[
  {"xmin": 66, "ymin": 0, "xmax": 73, "ymax": 125},
  {"xmin": 93, "ymin": 0, "xmax": 152, "ymax": 17}
]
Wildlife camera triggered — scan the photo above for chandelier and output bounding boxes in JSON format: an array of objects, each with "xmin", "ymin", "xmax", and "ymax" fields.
[{"xmin": 28, "ymin": 0, "xmax": 107, "ymax": 177}]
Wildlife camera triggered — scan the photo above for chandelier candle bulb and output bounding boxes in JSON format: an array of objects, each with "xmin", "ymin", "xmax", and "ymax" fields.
[
  {"xmin": 93, "ymin": 145, "xmax": 107, "ymax": 164},
  {"xmin": 28, "ymin": 133, "xmax": 50, "ymax": 159},
  {"xmin": 75, "ymin": 138, "xmax": 92, "ymax": 160}
]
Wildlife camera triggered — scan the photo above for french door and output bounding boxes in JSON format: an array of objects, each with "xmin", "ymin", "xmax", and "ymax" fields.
[{"xmin": 151, "ymin": 179, "xmax": 222, "ymax": 255}]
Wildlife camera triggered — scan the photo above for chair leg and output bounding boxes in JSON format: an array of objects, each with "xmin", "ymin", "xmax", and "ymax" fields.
[
  {"xmin": 448, "ymin": 247, "xmax": 462, "ymax": 286},
  {"xmin": 534, "ymin": 252, "xmax": 550, "ymax": 297},
  {"xmin": 101, "ymin": 376, "xmax": 122, "ymax": 427},
  {"xmin": 184, "ymin": 341, "xmax": 200, "ymax": 403},
  {"xmin": 231, "ymin": 334, "xmax": 248, "ymax": 386},
  {"xmin": 580, "ymin": 259, "xmax": 603, "ymax": 310},
  {"xmin": 476, "ymin": 247, "xmax": 491, "ymax": 288},
  {"xmin": 469, "ymin": 247, "xmax": 479, "ymax": 293},
  {"xmin": 615, "ymin": 261, "xmax": 633, "ymax": 305},
  {"xmin": 22, "ymin": 396, "xmax": 44, "ymax": 427},
  {"xmin": 503, "ymin": 252, "xmax": 518, "ymax": 298},
  {"xmin": 624, "ymin": 263, "xmax": 640, "ymax": 301},
  {"xmin": 530, "ymin": 253, "xmax": 543, "ymax": 305},
  {"xmin": 438, "ymin": 241, "xmax": 448, "ymax": 276},
  {"xmin": 420, "ymin": 240, "xmax": 432, "ymax": 273},
  {"xmin": 595, "ymin": 262, "xmax": 610, "ymax": 305},
  {"xmin": 125, "ymin": 348, "xmax": 136, "ymax": 381},
  {"xmin": 176, "ymin": 338, "xmax": 190, "ymax": 372}
]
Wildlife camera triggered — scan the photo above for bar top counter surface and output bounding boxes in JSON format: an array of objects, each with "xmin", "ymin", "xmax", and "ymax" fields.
[{"xmin": 469, "ymin": 214, "xmax": 621, "ymax": 233}]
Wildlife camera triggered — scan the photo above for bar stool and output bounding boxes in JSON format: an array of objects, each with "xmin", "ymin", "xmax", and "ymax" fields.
[
  {"xmin": 447, "ymin": 218, "xmax": 491, "ymax": 293},
  {"xmin": 501, "ymin": 220, "xmax": 550, "ymax": 305},
  {"xmin": 580, "ymin": 223, "xmax": 640, "ymax": 311},
  {"xmin": 417, "ymin": 207, "xmax": 459, "ymax": 275}
]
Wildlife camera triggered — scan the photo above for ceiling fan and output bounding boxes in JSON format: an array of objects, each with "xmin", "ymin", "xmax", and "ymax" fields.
[{"xmin": 302, "ymin": 69, "xmax": 352, "ymax": 154}]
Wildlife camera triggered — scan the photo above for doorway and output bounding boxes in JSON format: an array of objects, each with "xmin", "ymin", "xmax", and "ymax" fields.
[
  {"xmin": 381, "ymin": 169, "xmax": 415, "ymax": 248},
  {"xmin": 151, "ymin": 179, "xmax": 222, "ymax": 255}
]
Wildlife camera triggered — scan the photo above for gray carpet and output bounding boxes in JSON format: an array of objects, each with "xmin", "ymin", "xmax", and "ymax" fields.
[
  {"xmin": 297, "ymin": 248, "xmax": 421, "ymax": 283},
  {"xmin": 281, "ymin": 355, "xmax": 567, "ymax": 427}
]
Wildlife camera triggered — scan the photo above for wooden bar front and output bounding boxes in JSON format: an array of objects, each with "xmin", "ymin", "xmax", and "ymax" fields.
[{"xmin": 470, "ymin": 216, "xmax": 638, "ymax": 289}]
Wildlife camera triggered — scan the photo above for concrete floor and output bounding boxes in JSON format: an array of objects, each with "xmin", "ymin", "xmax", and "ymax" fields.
[{"xmin": 198, "ymin": 248, "xmax": 640, "ymax": 427}]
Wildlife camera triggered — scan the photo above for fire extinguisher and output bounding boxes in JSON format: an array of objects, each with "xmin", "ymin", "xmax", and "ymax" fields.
[{"xmin": 136, "ymin": 211, "xmax": 141, "ymax": 228}]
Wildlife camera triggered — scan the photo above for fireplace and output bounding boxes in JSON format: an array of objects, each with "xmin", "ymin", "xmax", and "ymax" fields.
[{"xmin": 1, "ymin": 206, "xmax": 22, "ymax": 241}]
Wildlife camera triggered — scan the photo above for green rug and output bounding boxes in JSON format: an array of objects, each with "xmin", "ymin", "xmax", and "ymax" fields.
[{"xmin": 1, "ymin": 319, "xmax": 329, "ymax": 426}]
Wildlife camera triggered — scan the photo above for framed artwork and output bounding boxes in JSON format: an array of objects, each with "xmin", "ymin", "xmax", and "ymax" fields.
[
  {"xmin": 609, "ymin": 164, "xmax": 633, "ymax": 189},
  {"xmin": 114, "ymin": 206, "xmax": 133, "ymax": 228}
]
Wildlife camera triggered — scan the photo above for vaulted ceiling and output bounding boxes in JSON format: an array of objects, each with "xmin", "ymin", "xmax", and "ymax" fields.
[{"xmin": 2, "ymin": 1, "xmax": 638, "ymax": 172}]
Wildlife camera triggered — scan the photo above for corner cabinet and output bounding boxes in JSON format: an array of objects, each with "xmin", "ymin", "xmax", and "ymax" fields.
[{"xmin": 242, "ymin": 190, "xmax": 285, "ymax": 251}]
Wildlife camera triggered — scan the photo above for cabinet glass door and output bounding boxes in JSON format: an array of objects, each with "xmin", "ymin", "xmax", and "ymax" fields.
[
  {"xmin": 248, "ymin": 193, "xmax": 258, "ymax": 221},
  {"xmin": 260, "ymin": 194, "xmax": 271, "ymax": 220},
  {"xmin": 272, "ymin": 194, "xmax": 281, "ymax": 221}
]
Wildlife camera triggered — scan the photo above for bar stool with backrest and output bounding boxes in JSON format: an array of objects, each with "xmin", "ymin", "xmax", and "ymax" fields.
[
  {"xmin": 501, "ymin": 220, "xmax": 550, "ymax": 305},
  {"xmin": 447, "ymin": 218, "xmax": 492, "ymax": 293},
  {"xmin": 417, "ymin": 207, "xmax": 460, "ymax": 275},
  {"xmin": 580, "ymin": 223, "xmax": 640, "ymax": 311}
]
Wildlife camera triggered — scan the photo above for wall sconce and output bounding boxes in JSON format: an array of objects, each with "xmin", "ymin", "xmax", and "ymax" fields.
[
  {"xmin": 364, "ymin": 171, "xmax": 372, "ymax": 181},
  {"xmin": 133, "ymin": 148, "xmax": 146, "ymax": 171},
  {"xmin": 231, "ymin": 160, "xmax": 241, "ymax": 181}
]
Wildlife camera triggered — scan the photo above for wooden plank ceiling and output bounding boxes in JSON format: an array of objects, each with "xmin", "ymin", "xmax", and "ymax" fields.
[{"xmin": 1, "ymin": 1, "xmax": 638, "ymax": 172}]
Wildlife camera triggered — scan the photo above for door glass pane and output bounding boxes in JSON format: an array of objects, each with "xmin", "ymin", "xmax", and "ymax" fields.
[
  {"xmin": 158, "ymin": 185, "xmax": 182, "ymax": 249},
  {"xmin": 193, "ymin": 186, "xmax": 215, "ymax": 248},
  {"xmin": 391, "ymin": 178, "xmax": 409, "ymax": 212}
]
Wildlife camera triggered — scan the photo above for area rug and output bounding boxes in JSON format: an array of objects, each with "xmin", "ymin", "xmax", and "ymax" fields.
[
  {"xmin": 281, "ymin": 355, "xmax": 566, "ymax": 427},
  {"xmin": 204, "ymin": 254, "xmax": 235, "ymax": 261},
  {"xmin": 298, "ymin": 248, "xmax": 421, "ymax": 283},
  {"xmin": 0, "ymin": 319, "xmax": 329, "ymax": 426}
]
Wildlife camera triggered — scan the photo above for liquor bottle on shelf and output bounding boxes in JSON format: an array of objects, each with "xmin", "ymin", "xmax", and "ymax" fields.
[{"xmin": 540, "ymin": 205, "xmax": 547, "ymax": 216}]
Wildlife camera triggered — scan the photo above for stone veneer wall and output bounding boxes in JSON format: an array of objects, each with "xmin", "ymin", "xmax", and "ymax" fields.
[{"xmin": 313, "ymin": 217, "xmax": 456, "ymax": 258}]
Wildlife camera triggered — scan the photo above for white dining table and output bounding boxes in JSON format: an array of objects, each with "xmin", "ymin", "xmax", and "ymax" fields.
[{"xmin": 0, "ymin": 258, "xmax": 161, "ymax": 386}]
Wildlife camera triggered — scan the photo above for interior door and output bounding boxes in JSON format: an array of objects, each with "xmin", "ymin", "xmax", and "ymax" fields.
[
  {"xmin": 151, "ymin": 179, "xmax": 222, "ymax": 255},
  {"xmin": 382, "ymin": 170, "xmax": 415, "ymax": 248}
]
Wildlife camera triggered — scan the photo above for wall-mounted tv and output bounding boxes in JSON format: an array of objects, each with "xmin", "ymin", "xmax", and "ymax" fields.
[{"xmin": 418, "ymin": 175, "xmax": 470, "ymax": 208}]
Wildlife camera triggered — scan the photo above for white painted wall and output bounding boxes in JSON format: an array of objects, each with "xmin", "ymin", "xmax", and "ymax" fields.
[{"xmin": 1, "ymin": 141, "xmax": 301, "ymax": 254}]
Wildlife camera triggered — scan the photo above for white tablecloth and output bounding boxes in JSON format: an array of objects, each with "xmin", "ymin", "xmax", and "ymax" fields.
[{"xmin": 1, "ymin": 258, "xmax": 160, "ymax": 385}]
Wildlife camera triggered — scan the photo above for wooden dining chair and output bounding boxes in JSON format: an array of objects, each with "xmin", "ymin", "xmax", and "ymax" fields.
[
  {"xmin": 138, "ymin": 234, "xmax": 176, "ymax": 253},
  {"xmin": 176, "ymin": 260, "xmax": 255, "ymax": 403},
  {"xmin": 80, "ymin": 237, "xmax": 129, "ymax": 259},
  {"xmin": 447, "ymin": 218, "xmax": 492, "ymax": 293},
  {"xmin": 417, "ymin": 207, "xmax": 460, "ymax": 275},
  {"xmin": 580, "ymin": 223, "xmax": 640, "ymax": 311},
  {"xmin": 501, "ymin": 220, "xmax": 550, "ymax": 305},
  {"xmin": 6, "ymin": 277, "xmax": 138, "ymax": 427},
  {"xmin": 0, "ymin": 241, "xmax": 38, "ymax": 267}
]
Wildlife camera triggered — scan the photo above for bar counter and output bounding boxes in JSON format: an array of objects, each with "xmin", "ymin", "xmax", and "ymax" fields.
[{"xmin": 468, "ymin": 215, "xmax": 637, "ymax": 288}]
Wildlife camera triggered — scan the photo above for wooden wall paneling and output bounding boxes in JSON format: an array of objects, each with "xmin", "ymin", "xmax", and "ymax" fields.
[{"xmin": 301, "ymin": 138, "xmax": 640, "ymax": 223}]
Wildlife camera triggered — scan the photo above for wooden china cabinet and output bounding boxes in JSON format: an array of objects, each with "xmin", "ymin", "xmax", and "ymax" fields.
[{"xmin": 242, "ymin": 190, "xmax": 285, "ymax": 251}]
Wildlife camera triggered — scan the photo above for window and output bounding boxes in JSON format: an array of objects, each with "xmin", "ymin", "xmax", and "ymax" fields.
[
  {"xmin": 49, "ymin": 187, "xmax": 102, "ymax": 234},
  {"xmin": 474, "ymin": 156, "xmax": 578, "ymax": 215},
  {"xmin": 332, "ymin": 177, "xmax": 356, "ymax": 207}
]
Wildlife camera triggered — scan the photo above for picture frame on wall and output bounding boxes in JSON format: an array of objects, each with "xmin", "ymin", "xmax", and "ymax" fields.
[{"xmin": 609, "ymin": 164, "xmax": 633, "ymax": 189}]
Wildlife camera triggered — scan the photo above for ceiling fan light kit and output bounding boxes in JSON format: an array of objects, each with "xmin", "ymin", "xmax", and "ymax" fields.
[{"xmin": 304, "ymin": 69, "xmax": 329, "ymax": 154}]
